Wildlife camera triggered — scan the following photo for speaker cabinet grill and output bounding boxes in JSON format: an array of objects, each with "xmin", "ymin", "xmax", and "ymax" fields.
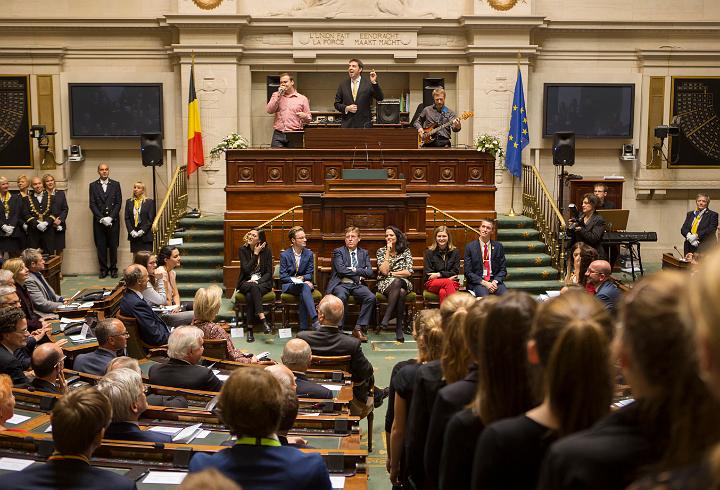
[
  {"xmin": 552, "ymin": 131, "xmax": 575, "ymax": 166},
  {"xmin": 140, "ymin": 133, "xmax": 163, "ymax": 167},
  {"xmin": 377, "ymin": 100, "xmax": 400, "ymax": 124}
]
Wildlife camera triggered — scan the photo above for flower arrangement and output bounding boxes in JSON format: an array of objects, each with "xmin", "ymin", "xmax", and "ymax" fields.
[
  {"xmin": 209, "ymin": 132, "xmax": 249, "ymax": 160},
  {"xmin": 474, "ymin": 133, "xmax": 505, "ymax": 159}
]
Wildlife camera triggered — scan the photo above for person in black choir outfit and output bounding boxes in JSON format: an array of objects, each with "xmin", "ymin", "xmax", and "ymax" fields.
[
  {"xmin": 439, "ymin": 292, "xmax": 537, "ymax": 490},
  {"xmin": 89, "ymin": 163, "xmax": 122, "ymax": 278},
  {"xmin": 96, "ymin": 367, "xmax": 172, "ymax": 444},
  {"xmin": 473, "ymin": 290, "xmax": 615, "ymax": 490},
  {"xmin": 124, "ymin": 181, "xmax": 155, "ymax": 254},
  {"xmin": 22, "ymin": 176, "xmax": 55, "ymax": 254},
  {"xmin": 334, "ymin": 58, "xmax": 384, "ymax": 128},
  {"xmin": 236, "ymin": 228, "xmax": 273, "ymax": 343},
  {"xmin": 42, "ymin": 174, "xmax": 68, "ymax": 257},
  {"xmin": 387, "ymin": 309, "xmax": 443, "ymax": 489},
  {"xmin": 0, "ymin": 177, "xmax": 23, "ymax": 258},
  {"xmin": 404, "ymin": 292, "xmax": 475, "ymax": 490},
  {"xmin": 0, "ymin": 386, "xmax": 137, "ymax": 490},
  {"xmin": 539, "ymin": 272, "xmax": 720, "ymax": 490}
]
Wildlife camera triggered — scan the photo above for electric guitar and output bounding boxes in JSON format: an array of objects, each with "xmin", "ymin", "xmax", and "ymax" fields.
[{"xmin": 418, "ymin": 111, "xmax": 474, "ymax": 147}]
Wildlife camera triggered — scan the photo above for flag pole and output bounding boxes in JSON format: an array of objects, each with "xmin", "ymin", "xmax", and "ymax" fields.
[
  {"xmin": 186, "ymin": 51, "xmax": 202, "ymax": 219},
  {"xmin": 507, "ymin": 53, "xmax": 522, "ymax": 217}
]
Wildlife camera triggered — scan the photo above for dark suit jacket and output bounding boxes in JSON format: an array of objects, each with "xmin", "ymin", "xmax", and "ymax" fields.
[
  {"xmin": 595, "ymin": 280, "xmax": 620, "ymax": 313},
  {"xmin": 0, "ymin": 193, "xmax": 23, "ymax": 237},
  {"xmin": 425, "ymin": 366, "xmax": 478, "ymax": 489},
  {"xmin": 326, "ymin": 246, "xmax": 374, "ymax": 294},
  {"xmin": 104, "ymin": 421, "xmax": 172, "ymax": 444},
  {"xmin": 124, "ymin": 197, "xmax": 155, "ymax": 243},
  {"xmin": 598, "ymin": 200, "xmax": 615, "ymax": 210},
  {"xmin": 280, "ymin": 247, "xmax": 314, "ymax": 293},
  {"xmin": 681, "ymin": 208, "xmax": 719, "ymax": 251},
  {"xmin": 573, "ymin": 212, "xmax": 607, "ymax": 258},
  {"xmin": 15, "ymin": 284, "xmax": 43, "ymax": 332},
  {"xmin": 0, "ymin": 344, "xmax": 30, "ymax": 386},
  {"xmin": 50, "ymin": 190, "xmax": 69, "ymax": 250},
  {"xmin": 189, "ymin": 443, "xmax": 332, "ymax": 490},
  {"xmin": 22, "ymin": 191, "xmax": 56, "ymax": 227},
  {"xmin": 237, "ymin": 245, "xmax": 273, "ymax": 291},
  {"xmin": 72, "ymin": 348, "xmax": 116, "ymax": 376},
  {"xmin": 30, "ymin": 377, "xmax": 62, "ymax": 394},
  {"xmin": 295, "ymin": 372, "xmax": 333, "ymax": 399},
  {"xmin": 464, "ymin": 239, "xmax": 507, "ymax": 287},
  {"xmin": 89, "ymin": 179, "xmax": 122, "ymax": 220},
  {"xmin": 0, "ymin": 458, "xmax": 137, "ymax": 490},
  {"xmin": 297, "ymin": 325, "xmax": 374, "ymax": 403},
  {"xmin": 118, "ymin": 290, "xmax": 170, "ymax": 346},
  {"xmin": 405, "ymin": 360, "xmax": 445, "ymax": 490},
  {"xmin": 148, "ymin": 357, "xmax": 224, "ymax": 392},
  {"xmin": 334, "ymin": 76, "xmax": 384, "ymax": 128}
]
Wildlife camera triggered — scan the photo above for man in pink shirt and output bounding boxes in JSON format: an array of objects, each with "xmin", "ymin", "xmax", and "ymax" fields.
[{"xmin": 266, "ymin": 72, "xmax": 312, "ymax": 148}]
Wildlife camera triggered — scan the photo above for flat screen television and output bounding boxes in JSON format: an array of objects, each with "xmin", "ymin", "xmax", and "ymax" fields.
[
  {"xmin": 69, "ymin": 83, "xmax": 163, "ymax": 138},
  {"xmin": 543, "ymin": 83, "xmax": 634, "ymax": 138}
]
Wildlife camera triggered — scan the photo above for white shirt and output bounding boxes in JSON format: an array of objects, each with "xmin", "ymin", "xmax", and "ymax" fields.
[
  {"xmin": 100, "ymin": 179, "xmax": 109, "ymax": 192},
  {"xmin": 34, "ymin": 192, "xmax": 43, "ymax": 204}
]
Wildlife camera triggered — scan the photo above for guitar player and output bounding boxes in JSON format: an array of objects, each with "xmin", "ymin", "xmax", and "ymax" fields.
[{"xmin": 414, "ymin": 87, "xmax": 462, "ymax": 147}]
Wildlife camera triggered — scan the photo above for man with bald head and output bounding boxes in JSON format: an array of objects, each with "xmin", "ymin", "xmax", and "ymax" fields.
[
  {"xmin": 282, "ymin": 338, "xmax": 332, "ymax": 399},
  {"xmin": 297, "ymin": 295, "xmax": 383, "ymax": 415},
  {"xmin": 72, "ymin": 318, "xmax": 127, "ymax": 375},
  {"xmin": 89, "ymin": 163, "xmax": 122, "ymax": 278},
  {"xmin": 22, "ymin": 176, "xmax": 55, "ymax": 253},
  {"xmin": 30, "ymin": 342, "xmax": 65, "ymax": 394},
  {"xmin": 585, "ymin": 259, "xmax": 620, "ymax": 313},
  {"xmin": 118, "ymin": 264, "xmax": 170, "ymax": 346}
]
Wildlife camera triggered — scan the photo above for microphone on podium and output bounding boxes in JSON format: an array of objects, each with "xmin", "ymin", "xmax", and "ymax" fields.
[
  {"xmin": 364, "ymin": 143, "xmax": 369, "ymax": 163},
  {"xmin": 351, "ymin": 146, "xmax": 358, "ymax": 169},
  {"xmin": 674, "ymin": 246, "xmax": 686, "ymax": 260},
  {"xmin": 378, "ymin": 142, "xmax": 385, "ymax": 167}
]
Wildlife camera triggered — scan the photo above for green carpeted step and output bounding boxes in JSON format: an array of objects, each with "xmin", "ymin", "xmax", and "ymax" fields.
[
  {"xmin": 502, "ymin": 240, "xmax": 548, "ymax": 253},
  {"xmin": 175, "ymin": 229, "xmax": 224, "ymax": 241},
  {"xmin": 177, "ymin": 281, "xmax": 225, "ymax": 297},
  {"xmin": 496, "ymin": 215, "xmax": 536, "ymax": 229},
  {"xmin": 506, "ymin": 266, "xmax": 559, "ymax": 281},
  {"xmin": 176, "ymin": 269, "xmax": 224, "ymax": 282},
  {"xmin": 505, "ymin": 279, "xmax": 564, "ymax": 294},
  {"xmin": 178, "ymin": 216, "xmax": 225, "ymax": 229},
  {"xmin": 180, "ymin": 255, "xmax": 224, "ymax": 267},
  {"xmin": 179, "ymin": 242, "xmax": 224, "ymax": 253},
  {"xmin": 497, "ymin": 228, "xmax": 540, "ymax": 241},
  {"xmin": 505, "ymin": 253, "xmax": 553, "ymax": 267}
]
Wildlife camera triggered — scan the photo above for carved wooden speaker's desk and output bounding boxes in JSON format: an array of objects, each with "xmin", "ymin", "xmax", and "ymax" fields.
[{"xmin": 303, "ymin": 127, "xmax": 418, "ymax": 149}]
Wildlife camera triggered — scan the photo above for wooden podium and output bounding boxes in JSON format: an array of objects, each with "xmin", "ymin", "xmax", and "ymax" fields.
[
  {"xmin": 301, "ymin": 179, "xmax": 428, "ymax": 257},
  {"xmin": 303, "ymin": 127, "xmax": 418, "ymax": 149}
]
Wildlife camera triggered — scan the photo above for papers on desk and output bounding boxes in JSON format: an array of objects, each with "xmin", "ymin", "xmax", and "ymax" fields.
[
  {"xmin": 330, "ymin": 475, "xmax": 346, "ymax": 489},
  {"xmin": 148, "ymin": 423, "xmax": 206, "ymax": 444},
  {"xmin": 212, "ymin": 369, "xmax": 229, "ymax": 382},
  {"xmin": 5, "ymin": 413, "xmax": 30, "ymax": 425},
  {"xmin": 0, "ymin": 457, "xmax": 35, "ymax": 471},
  {"xmin": 45, "ymin": 424, "xmax": 53, "ymax": 432},
  {"xmin": 290, "ymin": 276, "xmax": 304, "ymax": 284},
  {"xmin": 60, "ymin": 317, "xmax": 79, "ymax": 324},
  {"xmin": 147, "ymin": 426, "xmax": 182, "ymax": 436},
  {"xmin": 79, "ymin": 301, "xmax": 95, "ymax": 308},
  {"xmin": 68, "ymin": 334, "xmax": 97, "ymax": 343},
  {"xmin": 152, "ymin": 306, "xmax": 178, "ymax": 314},
  {"xmin": 537, "ymin": 290, "xmax": 562, "ymax": 302},
  {"xmin": 321, "ymin": 384, "xmax": 343, "ymax": 392},
  {"xmin": 142, "ymin": 471, "xmax": 187, "ymax": 484}
]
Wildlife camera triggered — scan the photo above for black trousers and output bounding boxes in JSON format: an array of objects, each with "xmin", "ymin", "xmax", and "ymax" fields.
[
  {"xmin": 27, "ymin": 228, "xmax": 54, "ymax": 255},
  {"xmin": 93, "ymin": 221, "xmax": 120, "ymax": 273},
  {"xmin": 237, "ymin": 281, "xmax": 272, "ymax": 325}
]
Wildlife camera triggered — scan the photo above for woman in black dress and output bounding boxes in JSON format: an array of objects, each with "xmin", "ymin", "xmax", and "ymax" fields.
[
  {"xmin": 42, "ymin": 174, "xmax": 69, "ymax": 257},
  {"xmin": 124, "ymin": 181, "xmax": 155, "ymax": 254},
  {"xmin": 237, "ymin": 228, "xmax": 273, "ymax": 342},
  {"xmin": 569, "ymin": 193, "xmax": 607, "ymax": 259},
  {"xmin": 0, "ymin": 177, "xmax": 23, "ymax": 258},
  {"xmin": 473, "ymin": 290, "xmax": 614, "ymax": 490}
]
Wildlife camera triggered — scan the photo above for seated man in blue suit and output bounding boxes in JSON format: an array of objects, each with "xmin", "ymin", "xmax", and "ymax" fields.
[
  {"xmin": 585, "ymin": 260, "xmax": 621, "ymax": 314},
  {"xmin": 0, "ymin": 386, "xmax": 136, "ymax": 490},
  {"xmin": 96, "ymin": 367, "xmax": 171, "ymax": 443},
  {"xmin": 189, "ymin": 367, "xmax": 332, "ymax": 490},
  {"xmin": 118, "ymin": 264, "xmax": 170, "ymax": 346},
  {"xmin": 72, "ymin": 318, "xmax": 127, "ymax": 375},
  {"xmin": 325, "ymin": 226, "xmax": 376, "ymax": 342},
  {"xmin": 280, "ymin": 226, "xmax": 320, "ymax": 331},
  {"xmin": 464, "ymin": 220, "xmax": 508, "ymax": 297}
]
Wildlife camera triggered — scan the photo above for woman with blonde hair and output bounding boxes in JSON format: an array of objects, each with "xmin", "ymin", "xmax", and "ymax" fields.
[
  {"xmin": 0, "ymin": 374, "xmax": 16, "ymax": 431},
  {"xmin": 124, "ymin": 181, "xmax": 155, "ymax": 254},
  {"xmin": 193, "ymin": 285, "xmax": 256, "ymax": 363},
  {"xmin": 42, "ymin": 173, "xmax": 68, "ymax": 256},
  {"xmin": 2, "ymin": 257, "xmax": 44, "ymax": 332},
  {"xmin": 423, "ymin": 225, "xmax": 460, "ymax": 304}
]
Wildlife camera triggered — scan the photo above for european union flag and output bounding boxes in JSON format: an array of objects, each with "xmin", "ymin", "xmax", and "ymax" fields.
[{"xmin": 505, "ymin": 68, "xmax": 529, "ymax": 178}]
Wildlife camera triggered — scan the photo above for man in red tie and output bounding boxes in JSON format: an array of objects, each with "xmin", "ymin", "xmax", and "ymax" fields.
[{"xmin": 464, "ymin": 220, "xmax": 507, "ymax": 297}]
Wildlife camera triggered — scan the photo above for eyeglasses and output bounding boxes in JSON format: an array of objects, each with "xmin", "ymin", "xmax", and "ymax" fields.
[
  {"xmin": 14, "ymin": 328, "xmax": 29, "ymax": 335},
  {"xmin": 111, "ymin": 332, "xmax": 130, "ymax": 338}
]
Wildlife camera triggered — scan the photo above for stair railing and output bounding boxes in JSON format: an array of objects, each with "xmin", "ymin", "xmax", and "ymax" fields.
[
  {"xmin": 152, "ymin": 165, "xmax": 189, "ymax": 252},
  {"xmin": 257, "ymin": 205, "xmax": 302, "ymax": 235},
  {"xmin": 521, "ymin": 164, "xmax": 566, "ymax": 271},
  {"xmin": 427, "ymin": 205, "xmax": 482, "ymax": 244}
]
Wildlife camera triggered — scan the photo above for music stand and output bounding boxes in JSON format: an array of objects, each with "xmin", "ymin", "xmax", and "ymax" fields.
[{"xmin": 597, "ymin": 209, "xmax": 629, "ymax": 231}]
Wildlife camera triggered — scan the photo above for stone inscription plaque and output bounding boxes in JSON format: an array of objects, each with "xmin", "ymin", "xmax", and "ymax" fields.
[{"xmin": 294, "ymin": 31, "xmax": 416, "ymax": 49}]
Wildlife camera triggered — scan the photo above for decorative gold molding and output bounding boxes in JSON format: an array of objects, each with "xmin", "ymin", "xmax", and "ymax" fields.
[
  {"xmin": 192, "ymin": 0, "xmax": 224, "ymax": 10},
  {"xmin": 487, "ymin": 0, "xmax": 520, "ymax": 12}
]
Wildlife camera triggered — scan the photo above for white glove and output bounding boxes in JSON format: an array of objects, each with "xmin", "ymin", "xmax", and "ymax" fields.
[
  {"xmin": 136, "ymin": 229, "xmax": 144, "ymax": 237},
  {"xmin": 1, "ymin": 225, "xmax": 11, "ymax": 235},
  {"xmin": 22, "ymin": 223, "xmax": 28, "ymax": 232},
  {"xmin": 686, "ymin": 232, "xmax": 699, "ymax": 242},
  {"xmin": 36, "ymin": 221, "xmax": 48, "ymax": 232},
  {"xmin": 130, "ymin": 230, "xmax": 138, "ymax": 238},
  {"xmin": 56, "ymin": 225, "xmax": 63, "ymax": 232},
  {"xmin": 100, "ymin": 217, "xmax": 112, "ymax": 226},
  {"xmin": 691, "ymin": 238, "xmax": 700, "ymax": 248}
]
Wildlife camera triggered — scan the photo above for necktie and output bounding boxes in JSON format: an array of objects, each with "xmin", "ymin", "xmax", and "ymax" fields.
[
  {"xmin": 691, "ymin": 210, "xmax": 703, "ymax": 234},
  {"xmin": 350, "ymin": 250, "xmax": 357, "ymax": 268},
  {"xmin": 134, "ymin": 198, "xmax": 142, "ymax": 226},
  {"xmin": 352, "ymin": 79, "xmax": 358, "ymax": 100},
  {"xmin": 483, "ymin": 243, "xmax": 491, "ymax": 281}
]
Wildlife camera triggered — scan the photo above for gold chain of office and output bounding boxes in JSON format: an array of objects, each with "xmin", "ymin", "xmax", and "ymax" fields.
[{"xmin": 27, "ymin": 193, "xmax": 53, "ymax": 221}]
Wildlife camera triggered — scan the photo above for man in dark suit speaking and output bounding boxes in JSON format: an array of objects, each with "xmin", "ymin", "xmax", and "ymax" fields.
[
  {"xmin": 334, "ymin": 58, "xmax": 384, "ymax": 128},
  {"xmin": 464, "ymin": 219, "xmax": 508, "ymax": 297}
]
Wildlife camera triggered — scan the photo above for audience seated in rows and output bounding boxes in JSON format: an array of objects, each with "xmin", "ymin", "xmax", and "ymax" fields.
[
  {"xmin": 193, "ymin": 285, "xmax": 256, "ymax": 363},
  {"xmin": 2, "ymin": 258, "xmax": 45, "ymax": 331},
  {"xmin": 387, "ymin": 308, "xmax": 443, "ymax": 487},
  {"xmin": 0, "ymin": 306, "xmax": 30, "ymax": 386},
  {"xmin": 281, "ymin": 338, "xmax": 332, "ymax": 399},
  {"xmin": 539, "ymin": 271, "xmax": 720, "ymax": 490},
  {"xmin": 297, "ymin": 294, "xmax": 385, "ymax": 417},
  {"xmin": 119, "ymin": 264, "xmax": 170, "ymax": 346},
  {"xmin": 97, "ymin": 367, "xmax": 172, "ymax": 443},
  {"xmin": 439, "ymin": 292, "xmax": 537, "ymax": 490},
  {"xmin": 404, "ymin": 292, "xmax": 475, "ymax": 489},
  {"xmin": 148, "ymin": 325, "xmax": 224, "ymax": 392},
  {"xmin": 30, "ymin": 342, "xmax": 66, "ymax": 394},
  {"xmin": 264, "ymin": 363, "xmax": 308, "ymax": 447},
  {"xmin": 564, "ymin": 241, "xmax": 599, "ymax": 291},
  {"xmin": 0, "ymin": 374, "xmax": 16, "ymax": 431},
  {"xmin": 134, "ymin": 250, "xmax": 194, "ymax": 328},
  {"xmin": 188, "ymin": 367, "xmax": 332, "ymax": 490},
  {"xmin": 473, "ymin": 290, "xmax": 615, "ymax": 489},
  {"xmin": 72, "ymin": 318, "xmax": 127, "ymax": 375},
  {"xmin": 0, "ymin": 284, "xmax": 44, "ymax": 371},
  {"xmin": 107, "ymin": 356, "xmax": 188, "ymax": 408},
  {"xmin": 21, "ymin": 248, "xmax": 64, "ymax": 315},
  {"xmin": 0, "ymin": 386, "xmax": 136, "ymax": 489}
]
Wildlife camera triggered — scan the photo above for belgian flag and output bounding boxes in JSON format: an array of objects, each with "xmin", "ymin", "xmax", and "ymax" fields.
[{"xmin": 187, "ymin": 60, "xmax": 204, "ymax": 176}]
